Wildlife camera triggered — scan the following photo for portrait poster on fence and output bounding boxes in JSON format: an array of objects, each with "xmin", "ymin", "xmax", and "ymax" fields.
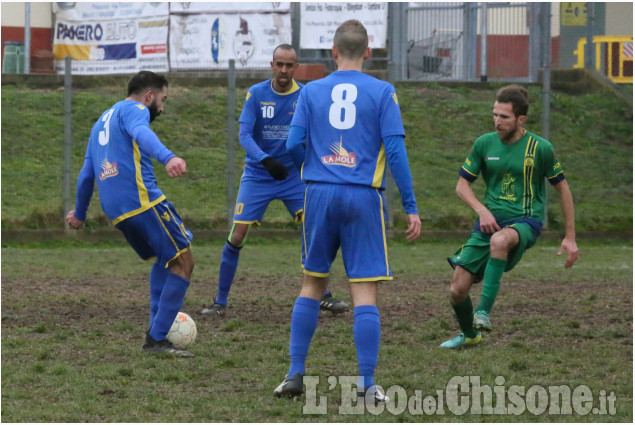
[
  {"xmin": 52, "ymin": 2, "xmax": 169, "ymax": 75},
  {"xmin": 169, "ymin": 13, "xmax": 292, "ymax": 70},
  {"xmin": 299, "ymin": 2, "xmax": 388, "ymax": 49}
]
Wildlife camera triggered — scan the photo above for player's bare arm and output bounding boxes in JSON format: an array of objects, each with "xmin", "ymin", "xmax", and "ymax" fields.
[
  {"xmin": 553, "ymin": 179, "xmax": 578, "ymax": 268},
  {"xmin": 166, "ymin": 157, "xmax": 187, "ymax": 178},
  {"xmin": 455, "ymin": 177, "xmax": 500, "ymax": 233}
]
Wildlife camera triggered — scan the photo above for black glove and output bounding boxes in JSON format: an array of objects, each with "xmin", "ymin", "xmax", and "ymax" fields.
[{"xmin": 261, "ymin": 157, "xmax": 288, "ymax": 180}]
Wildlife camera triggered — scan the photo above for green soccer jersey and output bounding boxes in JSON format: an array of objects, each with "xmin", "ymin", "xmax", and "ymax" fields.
[{"xmin": 459, "ymin": 130, "xmax": 565, "ymax": 221}]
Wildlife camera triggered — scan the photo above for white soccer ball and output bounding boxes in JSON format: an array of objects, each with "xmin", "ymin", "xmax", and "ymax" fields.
[{"xmin": 166, "ymin": 312, "xmax": 197, "ymax": 349}]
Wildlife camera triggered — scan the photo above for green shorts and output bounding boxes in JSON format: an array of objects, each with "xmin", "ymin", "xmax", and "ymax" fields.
[{"xmin": 447, "ymin": 222, "xmax": 538, "ymax": 282}]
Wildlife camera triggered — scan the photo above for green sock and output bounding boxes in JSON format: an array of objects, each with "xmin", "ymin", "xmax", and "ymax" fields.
[
  {"xmin": 476, "ymin": 257, "xmax": 507, "ymax": 313},
  {"xmin": 451, "ymin": 296, "xmax": 477, "ymax": 338}
]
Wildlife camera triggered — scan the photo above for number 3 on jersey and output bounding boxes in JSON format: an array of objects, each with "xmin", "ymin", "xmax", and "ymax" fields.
[
  {"xmin": 99, "ymin": 108, "xmax": 115, "ymax": 146},
  {"xmin": 329, "ymin": 84, "xmax": 357, "ymax": 130}
]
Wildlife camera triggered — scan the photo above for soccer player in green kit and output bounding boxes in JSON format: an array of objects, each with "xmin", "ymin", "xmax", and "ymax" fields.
[{"xmin": 441, "ymin": 85, "xmax": 578, "ymax": 349}]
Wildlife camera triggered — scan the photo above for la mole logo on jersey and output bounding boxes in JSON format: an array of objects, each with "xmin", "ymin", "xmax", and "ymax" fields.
[
  {"xmin": 321, "ymin": 137, "xmax": 357, "ymax": 168},
  {"xmin": 99, "ymin": 159, "xmax": 119, "ymax": 181}
]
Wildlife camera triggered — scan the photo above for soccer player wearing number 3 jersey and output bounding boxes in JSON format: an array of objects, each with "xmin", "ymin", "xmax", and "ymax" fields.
[
  {"xmin": 274, "ymin": 20, "xmax": 421, "ymax": 403},
  {"xmin": 66, "ymin": 71, "xmax": 195, "ymax": 357},
  {"xmin": 441, "ymin": 85, "xmax": 578, "ymax": 350}
]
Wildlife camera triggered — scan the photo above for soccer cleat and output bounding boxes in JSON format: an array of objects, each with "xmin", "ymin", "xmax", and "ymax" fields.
[
  {"xmin": 358, "ymin": 385, "xmax": 390, "ymax": 405},
  {"xmin": 473, "ymin": 310, "xmax": 493, "ymax": 332},
  {"xmin": 201, "ymin": 302, "xmax": 226, "ymax": 317},
  {"xmin": 142, "ymin": 333, "xmax": 194, "ymax": 358},
  {"xmin": 273, "ymin": 373, "xmax": 304, "ymax": 398},
  {"xmin": 440, "ymin": 332, "xmax": 482, "ymax": 349},
  {"xmin": 320, "ymin": 294, "xmax": 349, "ymax": 314}
]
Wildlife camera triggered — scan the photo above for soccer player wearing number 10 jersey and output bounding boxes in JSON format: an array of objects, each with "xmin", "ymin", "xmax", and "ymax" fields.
[{"xmin": 274, "ymin": 20, "xmax": 421, "ymax": 403}]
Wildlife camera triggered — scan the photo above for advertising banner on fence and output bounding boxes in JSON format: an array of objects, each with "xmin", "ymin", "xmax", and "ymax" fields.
[
  {"xmin": 299, "ymin": 2, "xmax": 388, "ymax": 49},
  {"xmin": 169, "ymin": 2, "xmax": 291, "ymax": 14},
  {"xmin": 52, "ymin": 2, "xmax": 169, "ymax": 74},
  {"xmin": 169, "ymin": 13, "xmax": 292, "ymax": 69},
  {"xmin": 53, "ymin": 2, "xmax": 168, "ymax": 20}
]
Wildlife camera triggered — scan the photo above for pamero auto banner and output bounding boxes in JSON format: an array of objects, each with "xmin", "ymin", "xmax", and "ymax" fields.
[
  {"xmin": 169, "ymin": 12, "xmax": 292, "ymax": 70},
  {"xmin": 52, "ymin": 2, "xmax": 169, "ymax": 74},
  {"xmin": 299, "ymin": 2, "xmax": 388, "ymax": 49}
]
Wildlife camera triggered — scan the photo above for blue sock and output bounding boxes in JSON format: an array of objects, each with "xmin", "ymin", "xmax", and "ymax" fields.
[
  {"xmin": 354, "ymin": 305, "xmax": 380, "ymax": 390},
  {"xmin": 288, "ymin": 297, "xmax": 320, "ymax": 376},
  {"xmin": 149, "ymin": 263, "xmax": 169, "ymax": 327},
  {"xmin": 323, "ymin": 289, "xmax": 331, "ymax": 297},
  {"xmin": 149, "ymin": 273, "xmax": 189, "ymax": 341},
  {"xmin": 215, "ymin": 241, "xmax": 242, "ymax": 306}
]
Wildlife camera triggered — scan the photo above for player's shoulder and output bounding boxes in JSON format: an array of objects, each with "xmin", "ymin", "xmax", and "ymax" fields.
[
  {"xmin": 526, "ymin": 130, "xmax": 553, "ymax": 149},
  {"xmin": 245, "ymin": 79, "xmax": 271, "ymax": 98},
  {"xmin": 119, "ymin": 100, "xmax": 147, "ymax": 114},
  {"xmin": 474, "ymin": 132, "xmax": 498, "ymax": 145}
]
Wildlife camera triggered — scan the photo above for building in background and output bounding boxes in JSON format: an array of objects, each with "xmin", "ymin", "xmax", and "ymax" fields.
[{"xmin": 1, "ymin": 2, "xmax": 632, "ymax": 82}]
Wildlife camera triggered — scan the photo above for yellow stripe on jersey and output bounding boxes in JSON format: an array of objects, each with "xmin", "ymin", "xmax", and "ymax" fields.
[
  {"xmin": 111, "ymin": 195, "xmax": 165, "ymax": 225},
  {"xmin": 133, "ymin": 140, "xmax": 151, "ymax": 206},
  {"xmin": 461, "ymin": 165, "xmax": 478, "ymax": 177},
  {"xmin": 271, "ymin": 79, "xmax": 301, "ymax": 96},
  {"xmin": 111, "ymin": 140, "xmax": 163, "ymax": 225},
  {"xmin": 522, "ymin": 137, "xmax": 538, "ymax": 217},
  {"xmin": 372, "ymin": 143, "xmax": 387, "ymax": 188}
]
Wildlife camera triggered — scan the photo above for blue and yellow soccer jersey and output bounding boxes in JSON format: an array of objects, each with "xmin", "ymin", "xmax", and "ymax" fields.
[
  {"xmin": 83, "ymin": 100, "xmax": 172, "ymax": 224},
  {"xmin": 291, "ymin": 70, "xmax": 405, "ymax": 189},
  {"xmin": 459, "ymin": 130, "xmax": 565, "ymax": 221},
  {"xmin": 239, "ymin": 79, "xmax": 303, "ymax": 180}
]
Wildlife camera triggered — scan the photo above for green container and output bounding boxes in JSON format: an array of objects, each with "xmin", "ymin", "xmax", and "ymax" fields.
[{"xmin": 3, "ymin": 42, "xmax": 24, "ymax": 74}]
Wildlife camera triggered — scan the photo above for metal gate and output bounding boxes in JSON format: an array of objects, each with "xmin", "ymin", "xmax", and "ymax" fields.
[{"xmin": 405, "ymin": 2, "xmax": 543, "ymax": 82}]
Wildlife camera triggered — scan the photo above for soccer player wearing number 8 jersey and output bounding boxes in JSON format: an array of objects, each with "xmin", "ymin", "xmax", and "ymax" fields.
[
  {"xmin": 274, "ymin": 20, "xmax": 421, "ymax": 403},
  {"xmin": 200, "ymin": 45, "xmax": 349, "ymax": 318},
  {"xmin": 66, "ymin": 71, "xmax": 195, "ymax": 357},
  {"xmin": 441, "ymin": 85, "xmax": 578, "ymax": 350}
]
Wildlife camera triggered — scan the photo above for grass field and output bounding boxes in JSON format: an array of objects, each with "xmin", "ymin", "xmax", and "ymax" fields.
[{"xmin": 2, "ymin": 237, "xmax": 632, "ymax": 422}]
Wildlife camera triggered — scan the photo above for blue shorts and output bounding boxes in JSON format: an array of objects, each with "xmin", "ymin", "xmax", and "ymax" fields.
[
  {"xmin": 234, "ymin": 173, "xmax": 305, "ymax": 225},
  {"xmin": 302, "ymin": 182, "xmax": 392, "ymax": 282},
  {"xmin": 116, "ymin": 200, "xmax": 193, "ymax": 268}
]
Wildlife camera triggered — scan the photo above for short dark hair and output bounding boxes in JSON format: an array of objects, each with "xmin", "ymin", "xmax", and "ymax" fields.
[
  {"xmin": 272, "ymin": 44, "xmax": 296, "ymax": 61},
  {"xmin": 127, "ymin": 71, "xmax": 168, "ymax": 97},
  {"xmin": 334, "ymin": 19, "xmax": 368, "ymax": 59},
  {"xmin": 496, "ymin": 84, "xmax": 529, "ymax": 117}
]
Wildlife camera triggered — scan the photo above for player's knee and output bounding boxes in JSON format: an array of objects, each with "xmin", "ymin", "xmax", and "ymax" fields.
[
  {"xmin": 170, "ymin": 251, "xmax": 194, "ymax": 279},
  {"xmin": 449, "ymin": 283, "xmax": 469, "ymax": 304},
  {"xmin": 229, "ymin": 224, "xmax": 250, "ymax": 246},
  {"xmin": 489, "ymin": 232, "xmax": 512, "ymax": 256}
]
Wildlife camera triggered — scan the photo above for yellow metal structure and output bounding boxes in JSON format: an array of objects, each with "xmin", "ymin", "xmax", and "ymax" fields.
[{"xmin": 574, "ymin": 36, "xmax": 633, "ymax": 83}]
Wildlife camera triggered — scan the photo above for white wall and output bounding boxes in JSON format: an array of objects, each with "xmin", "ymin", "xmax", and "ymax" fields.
[
  {"xmin": 1, "ymin": 2, "xmax": 52, "ymax": 28},
  {"xmin": 605, "ymin": 2, "xmax": 633, "ymax": 35}
]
